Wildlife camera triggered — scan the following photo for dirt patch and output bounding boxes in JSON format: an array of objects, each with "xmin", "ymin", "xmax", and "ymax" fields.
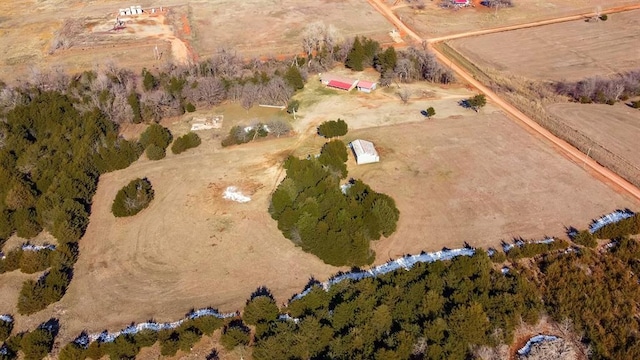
[{"xmin": 448, "ymin": 9, "xmax": 640, "ymax": 81}]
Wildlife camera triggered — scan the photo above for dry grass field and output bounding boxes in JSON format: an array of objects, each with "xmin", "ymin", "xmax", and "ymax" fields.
[
  {"xmin": 0, "ymin": 0, "xmax": 396, "ymax": 82},
  {"xmin": 4, "ymin": 77, "xmax": 637, "ymax": 343},
  {"xmin": 397, "ymin": 0, "xmax": 639, "ymax": 39},
  {"xmin": 547, "ymin": 103, "xmax": 640, "ymax": 171},
  {"xmin": 447, "ymin": 9, "xmax": 640, "ymax": 81}
]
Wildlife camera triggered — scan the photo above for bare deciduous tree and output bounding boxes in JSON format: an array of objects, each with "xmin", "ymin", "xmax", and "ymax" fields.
[
  {"xmin": 398, "ymin": 88, "xmax": 411, "ymax": 104},
  {"xmin": 267, "ymin": 119, "xmax": 292, "ymax": 138},
  {"xmin": 240, "ymin": 83, "xmax": 260, "ymax": 111}
]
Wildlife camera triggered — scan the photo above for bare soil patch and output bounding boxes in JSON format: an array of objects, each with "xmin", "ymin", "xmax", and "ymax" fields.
[
  {"xmin": 547, "ymin": 103, "xmax": 640, "ymax": 171},
  {"xmin": 448, "ymin": 9, "xmax": 640, "ymax": 81}
]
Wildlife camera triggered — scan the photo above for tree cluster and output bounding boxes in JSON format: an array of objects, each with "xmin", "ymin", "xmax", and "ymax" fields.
[
  {"xmin": 140, "ymin": 123, "xmax": 173, "ymax": 160},
  {"xmin": 111, "ymin": 178, "xmax": 155, "ymax": 218},
  {"xmin": 505, "ymin": 239, "xmax": 569, "ymax": 261},
  {"xmin": 462, "ymin": 94, "xmax": 487, "ymax": 112},
  {"xmin": 221, "ymin": 120, "xmax": 291, "ymax": 147},
  {"xmin": 254, "ymin": 251, "xmax": 540, "ymax": 359},
  {"xmin": 171, "ymin": 132, "xmax": 201, "ymax": 154},
  {"xmin": 0, "ymin": 247, "xmax": 53, "ymax": 275},
  {"xmin": 0, "ymin": 90, "xmax": 141, "ymax": 314},
  {"xmin": 269, "ymin": 139, "xmax": 399, "ymax": 266},
  {"xmin": 592, "ymin": 213, "xmax": 640, "ymax": 240},
  {"xmin": 0, "ymin": 319, "xmax": 58, "ymax": 360},
  {"xmin": 555, "ymin": 70, "xmax": 640, "ymax": 104},
  {"xmin": 57, "ymin": 315, "xmax": 225, "ymax": 360},
  {"xmin": 316, "ymin": 119, "xmax": 348, "ymax": 138}
]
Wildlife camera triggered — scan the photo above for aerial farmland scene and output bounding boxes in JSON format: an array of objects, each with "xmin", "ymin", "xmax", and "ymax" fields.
[{"xmin": 0, "ymin": 0, "xmax": 639, "ymax": 359}]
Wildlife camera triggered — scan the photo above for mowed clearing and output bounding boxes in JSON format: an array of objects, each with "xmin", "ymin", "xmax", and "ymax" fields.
[
  {"xmin": 342, "ymin": 111, "xmax": 637, "ymax": 262},
  {"xmin": 447, "ymin": 9, "xmax": 640, "ymax": 81},
  {"xmin": 547, "ymin": 102, "xmax": 640, "ymax": 171},
  {"xmin": 3, "ymin": 80, "xmax": 638, "ymax": 342}
]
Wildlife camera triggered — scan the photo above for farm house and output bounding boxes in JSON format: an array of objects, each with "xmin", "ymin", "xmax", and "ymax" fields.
[
  {"xmin": 350, "ymin": 139, "xmax": 380, "ymax": 165},
  {"xmin": 356, "ymin": 80, "xmax": 377, "ymax": 93},
  {"xmin": 319, "ymin": 73, "xmax": 358, "ymax": 91}
]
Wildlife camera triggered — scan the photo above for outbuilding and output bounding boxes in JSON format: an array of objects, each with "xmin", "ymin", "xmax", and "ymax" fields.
[
  {"xmin": 319, "ymin": 73, "xmax": 358, "ymax": 91},
  {"xmin": 356, "ymin": 80, "xmax": 377, "ymax": 93},
  {"xmin": 350, "ymin": 139, "xmax": 380, "ymax": 165},
  {"xmin": 452, "ymin": 0, "xmax": 471, "ymax": 6}
]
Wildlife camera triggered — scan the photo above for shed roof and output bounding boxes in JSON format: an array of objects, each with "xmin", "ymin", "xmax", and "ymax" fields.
[
  {"xmin": 357, "ymin": 80, "xmax": 376, "ymax": 89},
  {"xmin": 327, "ymin": 80, "xmax": 354, "ymax": 91},
  {"xmin": 351, "ymin": 139, "xmax": 378, "ymax": 157}
]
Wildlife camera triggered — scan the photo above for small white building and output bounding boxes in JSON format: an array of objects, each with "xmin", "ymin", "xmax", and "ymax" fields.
[
  {"xmin": 350, "ymin": 139, "xmax": 380, "ymax": 165},
  {"xmin": 356, "ymin": 80, "xmax": 377, "ymax": 93}
]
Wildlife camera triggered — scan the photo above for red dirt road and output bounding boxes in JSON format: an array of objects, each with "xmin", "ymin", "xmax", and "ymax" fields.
[{"xmin": 365, "ymin": 0, "xmax": 640, "ymax": 203}]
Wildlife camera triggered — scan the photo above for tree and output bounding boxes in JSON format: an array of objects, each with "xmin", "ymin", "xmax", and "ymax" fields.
[
  {"xmin": 425, "ymin": 107, "xmax": 435, "ymax": 118},
  {"xmin": 317, "ymin": 119, "xmax": 348, "ymax": 138},
  {"xmin": 285, "ymin": 66, "xmax": 304, "ymax": 91},
  {"xmin": 111, "ymin": 178, "xmax": 155, "ymax": 217},
  {"xmin": 220, "ymin": 320, "xmax": 250, "ymax": 350},
  {"xmin": 139, "ymin": 123, "xmax": 173, "ymax": 150},
  {"xmin": 0, "ymin": 316, "xmax": 13, "ymax": 342},
  {"xmin": 171, "ymin": 132, "xmax": 201, "ymax": 154},
  {"xmin": 267, "ymin": 120, "xmax": 292, "ymax": 138},
  {"xmin": 345, "ymin": 37, "xmax": 365, "ymax": 71},
  {"xmin": 20, "ymin": 327, "xmax": 55, "ymax": 360},
  {"xmin": 398, "ymin": 88, "xmax": 411, "ymax": 104},
  {"xmin": 244, "ymin": 295, "xmax": 279, "ymax": 325},
  {"xmin": 466, "ymin": 94, "xmax": 487, "ymax": 112},
  {"xmin": 146, "ymin": 144, "xmax": 166, "ymax": 160}
]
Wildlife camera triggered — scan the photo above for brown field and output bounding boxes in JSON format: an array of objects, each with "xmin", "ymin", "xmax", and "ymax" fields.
[
  {"xmin": 0, "ymin": 0, "xmax": 396, "ymax": 82},
  {"xmin": 2, "ymin": 77, "xmax": 638, "ymax": 344},
  {"xmin": 397, "ymin": 0, "xmax": 639, "ymax": 39},
  {"xmin": 547, "ymin": 103, "xmax": 640, "ymax": 171},
  {"xmin": 447, "ymin": 9, "xmax": 640, "ymax": 81}
]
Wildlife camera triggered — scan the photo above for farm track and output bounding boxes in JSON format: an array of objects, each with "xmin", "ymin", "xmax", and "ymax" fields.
[{"xmin": 366, "ymin": 0, "xmax": 640, "ymax": 203}]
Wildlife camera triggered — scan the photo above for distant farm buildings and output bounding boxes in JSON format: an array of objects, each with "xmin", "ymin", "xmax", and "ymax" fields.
[
  {"xmin": 119, "ymin": 5, "xmax": 143, "ymax": 16},
  {"xmin": 451, "ymin": 0, "xmax": 471, "ymax": 6},
  {"xmin": 319, "ymin": 73, "xmax": 377, "ymax": 93},
  {"xmin": 350, "ymin": 139, "xmax": 380, "ymax": 165}
]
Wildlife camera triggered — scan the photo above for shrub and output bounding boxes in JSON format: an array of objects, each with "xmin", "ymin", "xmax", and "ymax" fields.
[
  {"xmin": 185, "ymin": 102, "xmax": 196, "ymax": 112},
  {"xmin": 0, "ymin": 249, "xmax": 23, "ymax": 274},
  {"xmin": 599, "ymin": 14, "xmax": 608, "ymax": 21},
  {"xmin": 317, "ymin": 119, "xmax": 348, "ymax": 138},
  {"xmin": 631, "ymin": 100, "xmax": 640, "ymax": 109},
  {"xmin": 146, "ymin": 144, "xmax": 166, "ymax": 160},
  {"xmin": 139, "ymin": 124, "xmax": 172, "ymax": 150},
  {"xmin": 111, "ymin": 178, "xmax": 155, "ymax": 217},
  {"xmin": 220, "ymin": 321, "xmax": 250, "ymax": 350},
  {"xmin": 171, "ymin": 132, "xmax": 201, "ymax": 154}
]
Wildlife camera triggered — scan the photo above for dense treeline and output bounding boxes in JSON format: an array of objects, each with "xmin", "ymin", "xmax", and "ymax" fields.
[
  {"xmin": 0, "ymin": 91, "xmax": 141, "ymax": 314},
  {"xmin": 0, "ymin": 247, "xmax": 53, "ymax": 274},
  {"xmin": 3, "ymin": 231, "xmax": 636, "ymax": 360},
  {"xmin": 269, "ymin": 139, "xmax": 399, "ymax": 266},
  {"xmin": 592, "ymin": 213, "xmax": 640, "ymax": 239},
  {"xmin": 555, "ymin": 70, "xmax": 640, "ymax": 104},
  {"xmin": 255, "ymin": 251, "xmax": 540, "ymax": 360}
]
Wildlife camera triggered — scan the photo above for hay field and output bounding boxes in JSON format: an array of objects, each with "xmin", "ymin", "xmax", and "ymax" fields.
[
  {"xmin": 187, "ymin": 0, "xmax": 394, "ymax": 60},
  {"xmin": 397, "ymin": 0, "xmax": 639, "ymax": 39},
  {"xmin": 547, "ymin": 103, "xmax": 640, "ymax": 171},
  {"xmin": 448, "ymin": 9, "xmax": 640, "ymax": 81}
]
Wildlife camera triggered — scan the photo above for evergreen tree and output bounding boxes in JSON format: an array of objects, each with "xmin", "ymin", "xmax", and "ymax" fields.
[
  {"xmin": 285, "ymin": 66, "xmax": 304, "ymax": 91},
  {"xmin": 346, "ymin": 37, "xmax": 365, "ymax": 71}
]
